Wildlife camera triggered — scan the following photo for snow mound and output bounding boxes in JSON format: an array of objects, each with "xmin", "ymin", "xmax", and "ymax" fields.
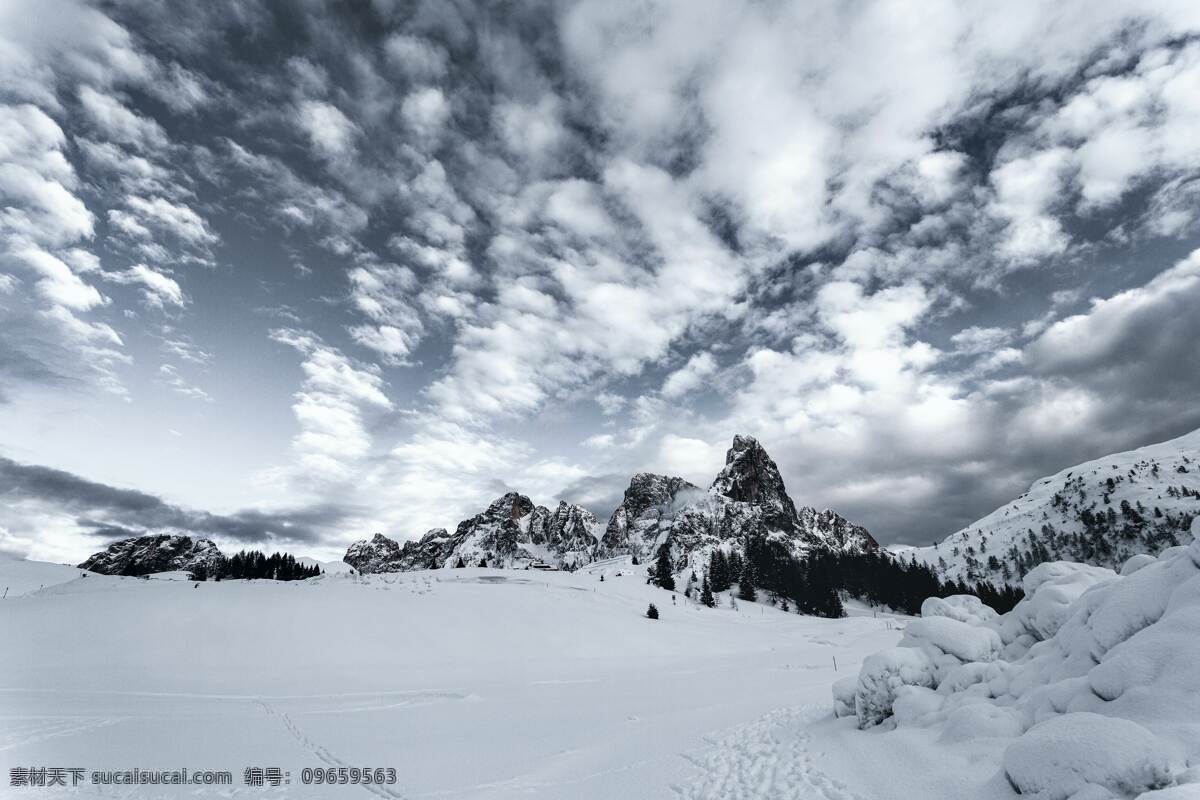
[
  {"xmin": 853, "ymin": 646, "xmax": 936, "ymax": 728},
  {"xmin": 838, "ymin": 532, "xmax": 1200, "ymax": 796},
  {"xmin": 1120, "ymin": 554, "xmax": 1158, "ymax": 576},
  {"xmin": 1003, "ymin": 713, "xmax": 1172, "ymax": 800},
  {"xmin": 921, "ymin": 594, "xmax": 999, "ymax": 626},
  {"xmin": 902, "ymin": 616, "xmax": 1003, "ymax": 664}
]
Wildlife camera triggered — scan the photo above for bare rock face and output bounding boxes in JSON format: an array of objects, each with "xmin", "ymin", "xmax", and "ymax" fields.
[
  {"xmin": 78, "ymin": 534, "xmax": 224, "ymax": 576},
  {"xmin": 343, "ymin": 532, "xmax": 404, "ymax": 574},
  {"xmin": 597, "ymin": 473, "xmax": 703, "ymax": 559},
  {"xmin": 711, "ymin": 434, "xmax": 800, "ymax": 534}
]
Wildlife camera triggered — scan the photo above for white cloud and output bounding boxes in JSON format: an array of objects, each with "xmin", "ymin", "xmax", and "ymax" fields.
[
  {"xmin": 157, "ymin": 363, "xmax": 209, "ymax": 401},
  {"xmin": 401, "ymin": 87, "xmax": 450, "ymax": 140},
  {"xmin": 989, "ymin": 148, "xmax": 1072, "ymax": 263},
  {"xmin": 0, "ymin": 104, "xmax": 94, "ymax": 247},
  {"xmin": 116, "ymin": 195, "xmax": 216, "ymax": 249},
  {"xmin": 78, "ymin": 86, "xmax": 168, "ymax": 152},
  {"xmin": 297, "ymin": 100, "xmax": 359, "ymax": 161},
  {"xmin": 383, "ymin": 34, "xmax": 448, "ymax": 81},
  {"xmin": 106, "ymin": 263, "xmax": 184, "ymax": 308},
  {"xmin": 660, "ymin": 351, "xmax": 717, "ymax": 399},
  {"xmin": 270, "ymin": 329, "xmax": 393, "ymax": 484}
]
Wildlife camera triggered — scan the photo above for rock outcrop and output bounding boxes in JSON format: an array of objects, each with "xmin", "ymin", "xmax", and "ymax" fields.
[{"xmin": 78, "ymin": 534, "xmax": 224, "ymax": 576}]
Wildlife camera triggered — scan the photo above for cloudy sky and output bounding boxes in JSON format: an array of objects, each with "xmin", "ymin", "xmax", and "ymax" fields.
[{"xmin": 3, "ymin": 0, "xmax": 1200, "ymax": 563}]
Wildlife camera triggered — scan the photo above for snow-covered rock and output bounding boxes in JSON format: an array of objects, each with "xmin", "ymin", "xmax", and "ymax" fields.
[
  {"xmin": 901, "ymin": 616, "xmax": 1003, "ymax": 665},
  {"xmin": 920, "ymin": 594, "xmax": 1000, "ymax": 626},
  {"xmin": 839, "ymin": 519, "xmax": 1200, "ymax": 796},
  {"xmin": 833, "ymin": 675, "xmax": 859, "ymax": 719},
  {"xmin": 1003, "ymin": 713, "xmax": 1173, "ymax": 800},
  {"xmin": 910, "ymin": 427, "xmax": 1200, "ymax": 585},
  {"xmin": 854, "ymin": 646, "xmax": 937, "ymax": 728},
  {"xmin": 78, "ymin": 534, "xmax": 224, "ymax": 576},
  {"xmin": 343, "ymin": 532, "xmax": 407, "ymax": 574}
]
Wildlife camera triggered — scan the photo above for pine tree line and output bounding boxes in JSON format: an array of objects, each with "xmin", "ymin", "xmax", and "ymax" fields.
[
  {"xmin": 191, "ymin": 551, "xmax": 321, "ymax": 581},
  {"xmin": 689, "ymin": 539, "xmax": 1023, "ymax": 618}
]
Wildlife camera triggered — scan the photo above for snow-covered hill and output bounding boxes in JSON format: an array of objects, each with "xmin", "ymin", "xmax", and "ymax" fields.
[
  {"xmin": 909, "ymin": 428, "xmax": 1200, "ymax": 585},
  {"xmin": 1, "ymin": 555, "xmax": 902, "ymax": 800},
  {"xmin": 345, "ymin": 434, "xmax": 877, "ymax": 575}
]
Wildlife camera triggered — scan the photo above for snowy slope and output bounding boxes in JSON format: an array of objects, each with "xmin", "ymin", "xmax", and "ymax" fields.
[
  {"xmin": 0, "ymin": 553, "xmax": 96, "ymax": 597},
  {"xmin": 910, "ymin": 428, "xmax": 1200, "ymax": 584},
  {"xmin": 826, "ymin": 521, "xmax": 1200, "ymax": 800},
  {"xmin": 1, "ymin": 555, "xmax": 903, "ymax": 800}
]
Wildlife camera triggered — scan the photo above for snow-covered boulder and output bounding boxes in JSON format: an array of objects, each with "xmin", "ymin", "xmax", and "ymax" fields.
[
  {"xmin": 854, "ymin": 647, "xmax": 936, "ymax": 728},
  {"xmin": 1002, "ymin": 713, "xmax": 1173, "ymax": 800},
  {"xmin": 891, "ymin": 685, "xmax": 945, "ymax": 727},
  {"xmin": 832, "ymin": 675, "xmax": 858, "ymax": 719},
  {"xmin": 999, "ymin": 561, "xmax": 1116, "ymax": 649},
  {"xmin": 901, "ymin": 616, "xmax": 1003, "ymax": 664},
  {"xmin": 921, "ymin": 594, "xmax": 999, "ymax": 626},
  {"xmin": 839, "ymin": 529, "xmax": 1200, "ymax": 796},
  {"xmin": 1120, "ymin": 553, "xmax": 1158, "ymax": 576}
]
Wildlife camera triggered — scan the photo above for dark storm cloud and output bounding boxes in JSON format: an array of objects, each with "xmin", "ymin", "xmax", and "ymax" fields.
[{"xmin": 0, "ymin": 455, "xmax": 352, "ymax": 544}]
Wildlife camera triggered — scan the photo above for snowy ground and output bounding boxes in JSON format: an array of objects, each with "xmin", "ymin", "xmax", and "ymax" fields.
[{"xmin": 0, "ymin": 555, "xmax": 904, "ymax": 799}]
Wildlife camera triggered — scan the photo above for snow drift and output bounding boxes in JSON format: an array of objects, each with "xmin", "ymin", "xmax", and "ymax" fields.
[{"xmin": 837, "ymin": 518, "xmax": 1200, "ymax": 799}]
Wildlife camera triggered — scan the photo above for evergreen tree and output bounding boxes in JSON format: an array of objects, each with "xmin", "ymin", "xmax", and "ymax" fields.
[
  {"xmin": 737, "ymin": 558, "xmax": 757, "ymax": 602},
  {"xmin": 646, "ymin": 603, "xmax": 659, "ymax": 620},
  {"xmin": 455, "ymin": 556, "xmax": 466, "ymax": 568},
  {"xmin": 652, "ymin": 547, "xmax": 676, "ymax": 591},
  {"xmin": 700, "ymin": 576, "xmax": 715, "ymax": 608}
]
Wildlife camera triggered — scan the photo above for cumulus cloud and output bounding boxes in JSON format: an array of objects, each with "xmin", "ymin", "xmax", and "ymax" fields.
[
  {"xmin": 297, "ymin": 100, "xmax": 359, "ymax": 161},
  {"xmin": 660, "ymin": 352, "xmax": 718, "ymax": 399}
]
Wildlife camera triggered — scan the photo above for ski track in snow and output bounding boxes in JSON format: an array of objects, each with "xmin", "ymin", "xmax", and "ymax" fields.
[
  {"xmin": 674, "ymin": 706, "xmax": 867, "ymax": 800},
  {"xmin": 258, "ymin": 700, "xmax": 409, "ymax": 800},
  {"xmin": 0, "ymin": 716, "xmax": 121, "ymax": 752}
]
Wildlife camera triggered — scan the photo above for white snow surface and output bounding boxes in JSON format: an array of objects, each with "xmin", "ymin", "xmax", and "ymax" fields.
[
  {"xmin": 1, "ymin": 555, "xmax": 904, "ymax": 799},
  {"xmin": 831, "ymin": 518, "xmax": 1200, "ymax": 800}
]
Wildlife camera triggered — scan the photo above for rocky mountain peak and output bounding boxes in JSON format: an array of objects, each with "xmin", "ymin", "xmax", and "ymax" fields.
[
  {"xmin": 710, "ymin": 433, "xmax": 799, "ymax": 527},
  {"xmin": 485, "ymin": 492, "xmax": 535, "ymax": 521}
]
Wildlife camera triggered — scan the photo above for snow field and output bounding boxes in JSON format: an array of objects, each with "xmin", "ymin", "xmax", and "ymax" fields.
[{"xmin": 1, "ymin": 558, "xmax": 902, "ymax": 799}]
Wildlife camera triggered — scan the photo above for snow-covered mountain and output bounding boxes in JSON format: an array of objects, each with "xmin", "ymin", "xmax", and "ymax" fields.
[
  {"xmin": 77, "ymin": 533, "xmax": 224, "ymax": 576},
  {"xmin": 599, "ymin": 434, "xmax": 877, "ymax": 572},
  {"xmin": 345, "ymin": 495, "xmax": 602, "ymax": 573},
  {"xmin": 344, "ymin": 434, "xmax": 876, "ymax": 574},
  {"xmin": 908, "ymin": 428, "xmax": 1200, "ymax": 585}
]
